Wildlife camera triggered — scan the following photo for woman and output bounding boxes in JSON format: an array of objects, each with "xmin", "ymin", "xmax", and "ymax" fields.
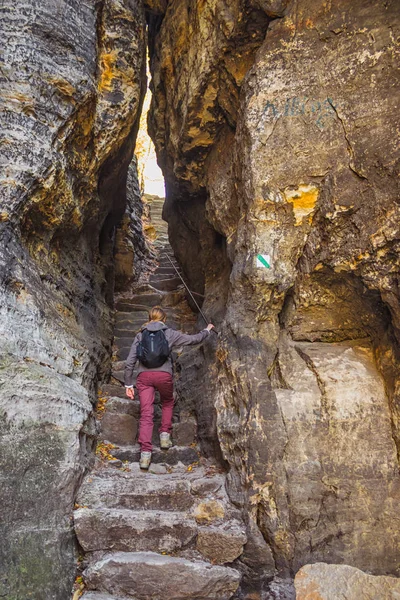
[{"xmin": 125, "ymin": 306, "xmax": 214, "ymax": 469}]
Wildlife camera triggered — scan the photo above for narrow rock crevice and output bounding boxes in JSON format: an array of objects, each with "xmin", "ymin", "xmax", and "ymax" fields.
[{"xmin": 74, "ymin": 196, "xmax": 246, "ymax": 600}]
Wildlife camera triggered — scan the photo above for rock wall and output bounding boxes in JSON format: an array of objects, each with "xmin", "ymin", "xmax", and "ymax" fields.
[
  {"xmin": 114, "ymin": 159, "xmax": 155, "ymax": 292},
  {"xmin": 148, "ymin": 0, "xmax": 400, "ymax": 596},
  {"xmin": 0, "ymin": 1, "xmax": 146, "ymax": 598}
]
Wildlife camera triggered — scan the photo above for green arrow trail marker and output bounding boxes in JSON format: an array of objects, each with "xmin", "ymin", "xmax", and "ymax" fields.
[{"xmin": 256, "ymin": 254, "xmax": 271, "ymax": 269}]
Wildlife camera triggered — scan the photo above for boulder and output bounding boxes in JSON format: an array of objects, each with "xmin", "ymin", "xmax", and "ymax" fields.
[{"xmin": 295, "ymin": 563, "xmax": 400, "ymax": 599}]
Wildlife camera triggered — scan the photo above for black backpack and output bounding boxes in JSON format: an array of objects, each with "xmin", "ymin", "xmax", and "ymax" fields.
[{"xmin": 137, "ymin": 328, "xmax": 170, "ymax": 368}]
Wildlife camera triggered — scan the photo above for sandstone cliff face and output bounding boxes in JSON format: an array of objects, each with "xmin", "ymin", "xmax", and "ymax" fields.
[
  {"xmin": 148, "ymin": 0, "xmax": 400, "ymax": 596},
  {"xmin": 0, "ymin": 1, "xmax": 146, "ymax": 597}
]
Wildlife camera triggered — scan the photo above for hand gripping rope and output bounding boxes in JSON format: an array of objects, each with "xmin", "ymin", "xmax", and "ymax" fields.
[{"xmin": 163, "ymin": 253, "xmax": 219, "ymax": 335}]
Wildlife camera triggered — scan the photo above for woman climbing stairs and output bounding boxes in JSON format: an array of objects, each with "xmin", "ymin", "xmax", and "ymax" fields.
[{"xmin": 74, "ymin": 197, "xmax": 246, "ymax": 600}]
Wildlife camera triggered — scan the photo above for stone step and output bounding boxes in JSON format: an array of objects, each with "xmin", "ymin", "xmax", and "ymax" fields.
[
  {"xmin": 81, "ymin": 593, "xmax": 127, "ymax": 600},
  {"xmin": 100, "ymin": 384, "xmax": 126, "ymax": 399},
  {"xmin": 150, "ymin": 278, "xmax": 183, "ymax": 292},
  {"xmin": 158, "ymin": 261, "xmax": 179, "ymax": 270},
  {"xmin": 103, "ymin": 396, "xmax": 140, "ymax": 417},
  {"xmin": 83, "ymin": 552, "xmax": 241, "ymax": 599},
  {"xmin": 149, "ymin": 273, "xmax": 181, "ymax": 283},
  {"xmin": 100, "ymin": 398, "xmax": 139, "ymax": 446},
  {"xmin": 153, "ymin": 267, "xmax": 177, "ymax": 275},
  {"xmin": 115, "ymin": 293, "xmax": 163, "ymax": 309},
  {"xmin": 75, "ymin": 509, "xmax": 197, "ymax": 553},
  {"xmin": 110, "ymin": 444, "xmax": 199, "ymax": 466},
  {"xmin": 77, "ymin": 471, "xmax": 194, "ymax": 511},
  {"xmin": 101, "ymin": 409, "xmax": 195, "ymax": 448},
  {"xmin": 115, "ymin": 311, "xmax": 148, "ymax": 325},
  {"xmin": 114, "ymin": 345, "xmax": 132, "ymax": 361},
  {"xmin": 113, "ymin": 302, "xmax": 150, "ymax": 313},
  {"xmin": 113, "ymin": 327, "xmax": 141, "ymax": 339}
]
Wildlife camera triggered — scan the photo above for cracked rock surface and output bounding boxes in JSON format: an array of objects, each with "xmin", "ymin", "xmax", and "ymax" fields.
[
  {"xmin": 148, "ymin": 0, "xmax": 400, "ymax": 595},
  {"xmin": 0, "ymin": 1, "xmax": 146, "ymax": 597}
]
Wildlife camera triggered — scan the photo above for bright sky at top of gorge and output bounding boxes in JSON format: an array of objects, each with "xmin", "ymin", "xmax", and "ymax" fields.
[{"xmin": 136, "ymin": 82, "xmax": 165, "ymax": 198}]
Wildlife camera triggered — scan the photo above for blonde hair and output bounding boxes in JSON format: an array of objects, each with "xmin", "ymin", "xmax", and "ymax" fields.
[{"xmin": 148, "ymin": 306, "xmax": 167, "ymax": 323}]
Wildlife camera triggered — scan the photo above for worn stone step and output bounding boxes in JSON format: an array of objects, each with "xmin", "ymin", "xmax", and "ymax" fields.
[
  {"xmin": 101, "ymin": 405, "xmax": 192, "ymax": 447},
  {"xmin": 149, "ymin": 276, "xmax": 181, "ymax": 286},
  {"xmin": 115, "ymin": 293, "xmax": 163, "ymax": 310},
  {"xmin": 100, "ymin": 401, "xmax": 139, "ymax": 446},
  {"xmin": 100, "ymin": 384, "xmax": 126, "ymax": 399},
  {"xmin": 153, "ymin": 267, "xmax": 178, "ymax": 275},
  {"xmin": 81, "ymin": 593, "xmax": 127, "ymax": 600},
  {"xmin": 158, "ymin": 255, "xmax": 178, "ymax": 264},
  {"xmin": 110, "ymin": 444, "xmax": 199, "ymax": 466},
  {"xmin": 102, "ymin": 414, "xmax": 166, "ymax": 447},
  {"xmin": 115, "ymin": 311, "xmax": 148, "ymax": 325},
  {"xmin": 113, "ymin": 326, "xmax": 141, "ymax": 339},
  {"xmin": 114, "ymin": 303, "xmax": 150, "ymax": 313},
  {"xmin": 75, "ymin": 509, "xmax": 197, "ymax": 553},
  {"xmin": 77, "ymin": 471, "xmax": 194, "ymax": 511},
  {"xmin": 103, "ymin": 396, "xmax": 140, "ymax": 417},
  {"xmin": 84, "ymin": 551, "xmax": 241, "ymax": 599},
  {"xmin": 150, "ymin": 278, "xmax": 183, "ymax": 292},
  {"xmin": 114, "ymin": 345, "xmax": 132, "ymax": 361}
]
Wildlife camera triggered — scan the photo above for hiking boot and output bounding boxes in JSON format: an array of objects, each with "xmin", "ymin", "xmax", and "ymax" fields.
[
  {"xmin": 160, "ymin": 432, "xmax": 172, "ymax": 450},
  {"xmin": 139, "ymin": 451, "xmax": 152, "ymax": 470}
]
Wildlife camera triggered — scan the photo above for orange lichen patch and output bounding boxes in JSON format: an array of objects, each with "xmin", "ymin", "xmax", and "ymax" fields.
[
  {"xmin": 194, "ymin": 500, "xmax": 225, "ymax": 524},
  {"xmin": 48, "ymin": 76, "xmax": 75, "ymax": 98},
  {"xmin": 216, "ymin": 346, "xmax": 228, "ymax": 363},
  {"xmin": 144, "ymin": 223, "xmax": 157, "ymax": 240},
  {"xmin": 284, "ymin": 184, "xmax": 319, "ymax": 226},
  {"xmin": 224, "ymin": 49, "xmax": 257, "ymax": 85},
  {"xmin": 4, "ymin": 91, "xmax": 33, "ymax": 104},
  {"xmin": 98, "ymin": 51, "xmax": 118, "ymax": 92},
  {"xmin": 56, "ymin": 303, "xmax": 74, "ymax": 319},
  {"xmin": 0, "ymin": 212, "xmax": 9, "ymax": 222}
]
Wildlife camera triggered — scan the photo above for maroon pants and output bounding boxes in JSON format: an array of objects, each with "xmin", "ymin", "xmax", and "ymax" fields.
[{"xmin": 136, "ymin": 371, "xmax": 174, "ymax": 452}]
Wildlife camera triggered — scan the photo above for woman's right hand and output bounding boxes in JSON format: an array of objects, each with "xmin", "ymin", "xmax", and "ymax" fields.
[
  {"xmin": 206, "ymin": 324, "xmax": 215, "ymax": 331},
  {"xmin": 126, "ymin": 387, "xmax": 135, "ymax": 400}
]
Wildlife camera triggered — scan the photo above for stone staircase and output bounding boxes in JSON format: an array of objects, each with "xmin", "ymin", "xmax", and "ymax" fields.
[{"xmin": 74, "ymin": 197, "xmax": 245, "ymax": 600}]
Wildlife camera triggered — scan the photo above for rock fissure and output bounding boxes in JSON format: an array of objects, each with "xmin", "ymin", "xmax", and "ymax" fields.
[
  {"xmin": 326, "ymin": 97, "xmax": 367, "ymax": 182},
  {"xmin": 294, "ymin": 345, "xmax": 330, "ymax": 421},
  {"xmin": 74, "ymin": 197, "xmax": 245, "ymax": 600}
]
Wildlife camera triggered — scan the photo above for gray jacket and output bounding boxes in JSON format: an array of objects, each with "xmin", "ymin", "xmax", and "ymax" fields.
[{"xmin": 124, "ymin": 321, "xmax": 210, "ymax": 387}]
